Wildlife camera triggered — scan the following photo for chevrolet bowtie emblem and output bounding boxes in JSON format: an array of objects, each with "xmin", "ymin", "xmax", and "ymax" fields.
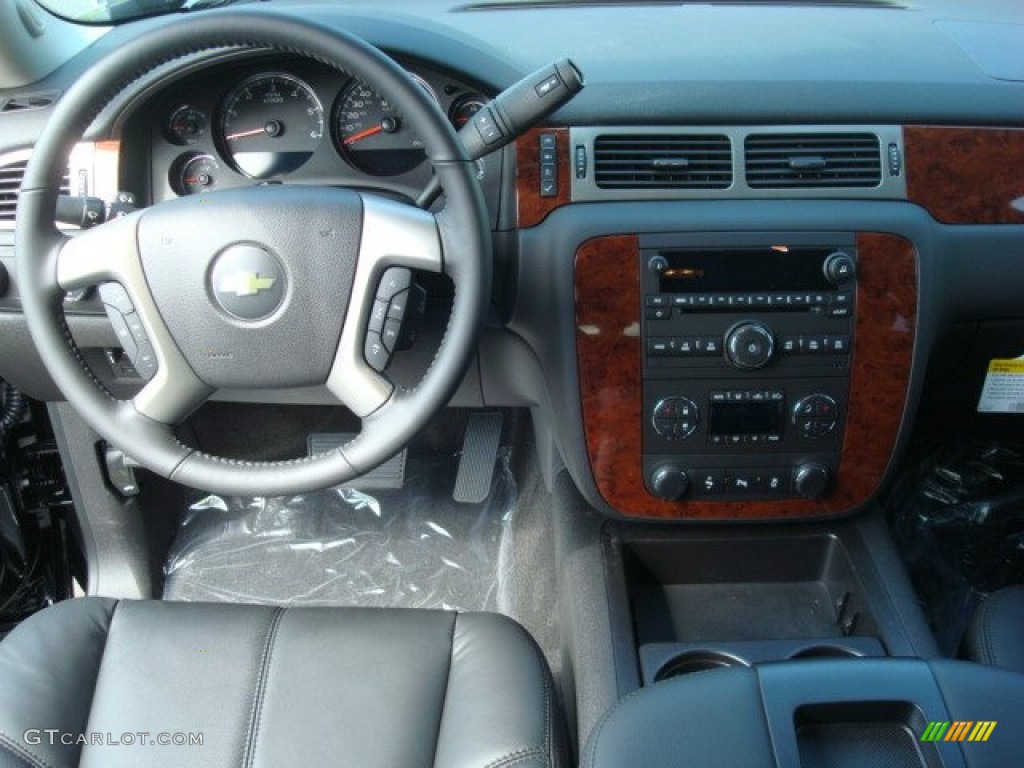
[{"xmin": 218, "ymin": 272, "xmax": 277, "ymax": 297}]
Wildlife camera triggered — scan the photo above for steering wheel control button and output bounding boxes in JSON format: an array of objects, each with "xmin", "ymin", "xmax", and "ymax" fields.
[
  {"xmin": 106, "ymin": 309, "xmax": 139, "ymax": 361},
  {"xmin": 134, "ymin": 341, "xmax": 158, "ymax": 380},
  {"xmin": 99, "ymin": 282, "xmax": 136, "ymax": 315},
  {"xmin": 386, "ymin": 290, "xmax": 408, "ymax": 322},
  {"xmin": 793, "ymin": 394, "xmax": 839, "ymax": 438},
  {"xmin": 377, "ymin": 267, "xmax": 412, "ymax": 301},
  {"xmin": 210, "ymin": 244, "xmax": 286, "ymax": 322},
  {"xmin": 364, "ymin": 331, "xmax": 391, "ymax": 373},
  {"xmin": 652, "ymin": 396, "xmax": 699, "ymax": 439},
  {"xmin": 381, "ymin": 318, "xmax": 402, "ymax": 353},
  {"xmin": 369, "ymin": 300, "xmax": 389, "ymax": 334}
]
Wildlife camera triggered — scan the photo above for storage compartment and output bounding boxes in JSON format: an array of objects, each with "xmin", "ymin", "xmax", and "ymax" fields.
[
  {"xmin": 795, "ymin": 702, "xmax": 940, "ymax": 768},
  {"xmin": 624, "ymin": 535, "xmax": 884, "ymax": 683}
]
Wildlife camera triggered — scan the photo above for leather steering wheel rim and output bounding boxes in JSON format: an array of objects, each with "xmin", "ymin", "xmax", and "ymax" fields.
[{"xmin": 15, "ymin": 10, "xmax": 491, "ymax": 496}]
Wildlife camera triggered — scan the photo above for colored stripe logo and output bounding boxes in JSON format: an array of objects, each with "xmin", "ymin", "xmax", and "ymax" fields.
[{"xmin": 921, "ymin": 721, "xmax": 997, "ymax": 742}]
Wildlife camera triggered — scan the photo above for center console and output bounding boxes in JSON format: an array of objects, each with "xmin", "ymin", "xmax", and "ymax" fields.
[
  {"xmin": 574, "ymin": 230, "xmax": 917, "ymax": 520},
  {"xmin": 640, "ymin": 233, "xmax": 856, "ymax": 502}
]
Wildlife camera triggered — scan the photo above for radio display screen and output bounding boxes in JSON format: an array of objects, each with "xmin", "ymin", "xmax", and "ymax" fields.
[
  {"xmin": 657, "ymin": 247, "xmax": 835, "ymax": 293},
  {"xmin": 710, "ymin": 401, "xmax": 785, "ymax": 436}
]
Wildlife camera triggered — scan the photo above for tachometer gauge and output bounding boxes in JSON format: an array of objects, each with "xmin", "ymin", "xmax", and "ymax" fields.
[
  {"xmin": 219, "ymin": 73, "xmax": 324, "ymax": 179},
  {"xmin": 334, "ymin": 73, "xmax": 436, "ymax": 176}
]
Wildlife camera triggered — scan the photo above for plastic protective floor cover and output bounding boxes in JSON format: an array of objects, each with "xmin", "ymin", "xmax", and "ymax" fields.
[{"xmin": 163, "ymin": 451, "xmax": 517, "ymax": 611}]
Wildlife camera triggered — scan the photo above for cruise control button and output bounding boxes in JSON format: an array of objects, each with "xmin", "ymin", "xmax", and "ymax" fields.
[
  {"xmin": 124, "ymin": 312, "xmax": 148, "ymax": 342},
  {"xmin": 364, "ymin": 331, "xmax": 390, "ymax": 372},
  {"xmin": 107, "ymin": 308, "xmax": 138, "ymax": 361},
  {"xmin": 134, "ymin": 341, "xmax": 158, "ymax": 380},
  {"xmin": 369, "ymin": 300, "xmax": 388, "ymax": 333},
  {"xmin": 99, "ymin": 282, "xmax": 136, "ymax": 315}
]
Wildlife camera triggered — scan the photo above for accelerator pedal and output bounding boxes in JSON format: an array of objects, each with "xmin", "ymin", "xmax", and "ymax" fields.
[{"xmin": 453, "ymin": 412, "xmax": 504, "ymax": 504}]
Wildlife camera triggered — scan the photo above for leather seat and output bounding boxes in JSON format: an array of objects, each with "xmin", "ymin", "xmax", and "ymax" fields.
[
  {"xmin": 965, "ymin": 585, "xmax": 1024, "ymax": 673},
  {"xmin": 0, "ymin": 597, "xmax": 566, "ymax": 768}
]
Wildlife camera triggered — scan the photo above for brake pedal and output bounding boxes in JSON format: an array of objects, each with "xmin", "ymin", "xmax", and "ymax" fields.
[
  {"xmin": 453, "ymin": 412, "xmax": 504, "ymax": 504},
  {"xmin": 307, "ymin": 433, "xmax": 406, "ymax": 490}
]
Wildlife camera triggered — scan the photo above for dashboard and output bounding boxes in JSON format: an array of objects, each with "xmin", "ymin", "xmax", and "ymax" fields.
[{"xmin": 1, "ymin": 0, "xmax": 1024, "ymax": 523}]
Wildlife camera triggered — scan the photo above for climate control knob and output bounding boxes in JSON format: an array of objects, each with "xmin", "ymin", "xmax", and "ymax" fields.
[
  {"xmin": 649, "ymin": 464, "xmax": 690, "ymax": 501},
  {"xmin": 725, "ymin": 322, "xmax": 775, "ymax": 370},
  {"xmin": 793, "ymin": 463, "xmax": 830, "ymax": 499}
]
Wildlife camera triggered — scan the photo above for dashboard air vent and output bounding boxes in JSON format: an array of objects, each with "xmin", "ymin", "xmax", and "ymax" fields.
[
  {"xmin": 744, "ymin": 133, "xmax": 881, "ymax": 188},
  {"xmin": 594, "ymin": 134, "xmax": 732, "ymax": 190},
  {"xmin": 0, "ymin": 159, "xmax": 71, "ymax": 223},
  {"xmin": 0, "ymin": 91, "xmax": 60, "ymax": 113}
]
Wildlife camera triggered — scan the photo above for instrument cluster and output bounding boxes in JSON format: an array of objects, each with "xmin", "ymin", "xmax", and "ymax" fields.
[{"xmin": 148, "ymin": 57, "xmax": 488, "ymax": 200}]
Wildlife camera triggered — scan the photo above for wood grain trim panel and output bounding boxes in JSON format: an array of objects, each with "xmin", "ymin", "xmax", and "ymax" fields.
[
  {"xmin": 904, "ymin": 126, "xmax": 1024, "ymax": 225},
  {"xmin": 575, "ymin": 233, "xmax": 917, "ymax": 519},
  {"xmin": 515, "ymin": 126, "xmax": 570, "ymax": 228}
]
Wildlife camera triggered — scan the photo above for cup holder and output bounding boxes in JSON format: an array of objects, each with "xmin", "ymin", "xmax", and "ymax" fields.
[
  {"xmin": 788, "ymin": 644, "xmax": 865, "ymax": 660},
  {"xmin": 655, "ymin": 650, "xmax": 750, "ymax": 682}
]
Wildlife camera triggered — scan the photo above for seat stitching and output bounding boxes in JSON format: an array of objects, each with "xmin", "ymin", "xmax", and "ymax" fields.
[
  {"xmin": 478, "ymin": 621, "xmax": 558, "ymax": 768},
  {"xmin": 431, "ymin": 614, "xmax": 457, "ymax": 767},
  {"xmin": 482, "ymin": 747, "xmax": 548, "ymax": 768},
  {"xmin": 79, "ymin": 599, "xmax": 121, "ymax": 765},
  {"xmin": 0, "ymin": 733, "xmax": 53, "ymax": 768},
  {"xmin": 241, "ymin": 607, "xmax": 285, "ymax": 768},
  {"xmin": 983, "ymin": 595, "xmax": 999, "ymax": 666}
]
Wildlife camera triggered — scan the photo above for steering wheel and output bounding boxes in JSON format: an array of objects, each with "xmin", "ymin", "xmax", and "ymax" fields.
[{"xmin": 15, "ymin": 11, "xmax": 491, "ymax": 496}]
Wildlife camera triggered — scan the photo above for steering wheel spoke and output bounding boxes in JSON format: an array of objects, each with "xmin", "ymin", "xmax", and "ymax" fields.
[
  {"xmin": 56, "ymin": 212, "xmax": 212, "ymax": 424},
  {"xmin": 55, "ymin": 212, "xmax": 141, "ymax": 291},
  {"xmin": 325, "ymin": 194, "xmax": 442, "ymax": 417}
]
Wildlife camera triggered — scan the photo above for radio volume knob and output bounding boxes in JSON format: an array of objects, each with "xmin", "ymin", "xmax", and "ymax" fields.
[
  {"xmin": 649, "ymin": 464, "xmax": 690, "ymax": 501},
  {"xmin": 725, "ymin": 322, "xmax": 775, "ymax": 370}
]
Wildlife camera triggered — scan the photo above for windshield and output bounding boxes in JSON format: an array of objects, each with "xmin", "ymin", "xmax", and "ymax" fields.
[{"xmin": 36, "ymin": 0, "xmax": 229, "ymax": 24}]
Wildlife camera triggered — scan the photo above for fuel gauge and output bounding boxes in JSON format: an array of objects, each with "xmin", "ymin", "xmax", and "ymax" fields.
[
  {"xmin": 173, "ymin": 154, "xmax": 220, "ymax": 196},
  {"xmin": 165, "ymin": 105, "xmax": 207, "ymax": 146}
]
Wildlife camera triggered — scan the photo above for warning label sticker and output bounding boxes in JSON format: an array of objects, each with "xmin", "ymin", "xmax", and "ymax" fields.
[{"xmin": 978, "ymin": 357, "xmax": 1024, "ymax": 413}]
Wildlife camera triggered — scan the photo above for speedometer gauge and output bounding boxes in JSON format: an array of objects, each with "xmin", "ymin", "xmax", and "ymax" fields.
[
  {"xmin": 219, "ymin": 73, "xmax": 324, "ymax": 179},
  {"xmin": 334, "ymin": 74, "xmax": 436, "ymax": 176}
]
